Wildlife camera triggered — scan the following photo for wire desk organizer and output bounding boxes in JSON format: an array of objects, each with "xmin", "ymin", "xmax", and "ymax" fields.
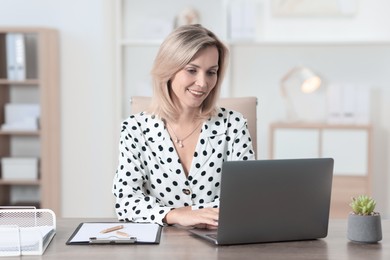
[{"xmin": 0, "ymin": 207, "xmax": 56, "ymax": 256}]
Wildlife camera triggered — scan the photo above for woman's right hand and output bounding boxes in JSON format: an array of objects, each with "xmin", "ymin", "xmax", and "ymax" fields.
[{"xmin": 164, "ymin": 206, "xmax": 219, "ymax": 228}]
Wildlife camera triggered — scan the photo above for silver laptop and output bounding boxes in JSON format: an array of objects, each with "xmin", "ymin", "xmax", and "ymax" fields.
[{"xmin": 189, "ymin": 158, "xmax": 334, "ymax": 245}]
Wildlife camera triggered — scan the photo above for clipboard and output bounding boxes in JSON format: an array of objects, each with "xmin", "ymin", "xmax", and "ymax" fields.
[{"xmin": 66, "ymin": 222, "xmax": 162, "ymax": 245}]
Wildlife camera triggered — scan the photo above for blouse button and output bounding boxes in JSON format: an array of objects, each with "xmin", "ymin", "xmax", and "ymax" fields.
[{"xmin": 182, "ymin": 189, "xmax": 191, "ymax": 195}]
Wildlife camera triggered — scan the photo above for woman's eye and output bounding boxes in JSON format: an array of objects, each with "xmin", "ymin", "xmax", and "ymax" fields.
[
  {"xmin": 186, "ymin": 68, "xmax": 197, "ymax": 74},
  {"xmin": 208, "ymin": 70, "xmax": 217, "ymax": 76}
]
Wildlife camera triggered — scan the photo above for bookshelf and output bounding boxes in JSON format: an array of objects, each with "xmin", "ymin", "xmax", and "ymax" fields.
[
  {"xmin": 269, "ymin": 122, "xmax": 372, "ymax": 218},
  {"xmin": 0, "ymin": 27, "xmax": 60, "ymax": 215}
]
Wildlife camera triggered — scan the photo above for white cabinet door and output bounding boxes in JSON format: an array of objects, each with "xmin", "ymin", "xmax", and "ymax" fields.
[
  {"xmin": 270, "ymin": 123, "xmax": 371, "ymax": 218},
  {"xmin": 273, "ymin": 129, "xmax": 319, "ymax": 159},
  {"xmin": 322, "ymin": 129, "xmax": 368, "ymax": 176},
  {"xmin": 272, "ymin": 126, "xmax": 370, "ymax": 176}
]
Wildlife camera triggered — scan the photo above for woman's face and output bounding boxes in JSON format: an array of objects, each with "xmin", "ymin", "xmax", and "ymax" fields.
[{"xmin": 170, "ymin": 46, "xmax": 219, "ymax": 111}]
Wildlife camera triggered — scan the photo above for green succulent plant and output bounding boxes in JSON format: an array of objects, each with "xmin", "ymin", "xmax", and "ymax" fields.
[{"xmin": 350, "ymin": 195, "xmax": 377, "ymax": 216}]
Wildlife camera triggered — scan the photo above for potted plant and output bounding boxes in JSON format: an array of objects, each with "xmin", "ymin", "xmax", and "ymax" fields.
[{"xmin": 347, "ymin": 195, "xmax": 382, "ymax": 243}]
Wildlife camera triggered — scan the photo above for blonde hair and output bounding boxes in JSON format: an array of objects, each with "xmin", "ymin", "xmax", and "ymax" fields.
[{"xmin": 149, "ymin": 24, "xmax": 229, "ymax": 121}]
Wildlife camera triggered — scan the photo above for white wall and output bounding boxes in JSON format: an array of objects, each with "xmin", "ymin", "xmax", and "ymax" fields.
[
  {"xmin": 1, "ymin": 0, "xmax": 389, "ymax": 218},
  {"xmin": 262, "ymin": 0, "xmax": 390, "ymax": 41},
  {"xmin": 1, "ymin": 0, "xmax": 117, "ymax": 217},
  {"xmin": 230, "ymin": 0, "xmax": 390, "ymax": 217},
  {"xmin": 230, "ymin": 44, "xmax": 390, "ymax": 218},
  {"xmin": 231, "ymin": 0, "xmax": 390, "ymax": 217}
]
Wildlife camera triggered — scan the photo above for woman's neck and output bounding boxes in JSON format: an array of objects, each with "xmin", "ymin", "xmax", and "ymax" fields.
[{"xmin": 172, "ymin": 108, "xmax": 200, "ymax": 125}]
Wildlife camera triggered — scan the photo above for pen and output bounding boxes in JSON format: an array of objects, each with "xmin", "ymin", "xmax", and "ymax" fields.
[
  {"xmin": 116, "ymin": 230, "xmax": 130, "ymax": 237},
  {"xmin": 100, "ymin": 225, "xmax": 124, "ymax": 234}
]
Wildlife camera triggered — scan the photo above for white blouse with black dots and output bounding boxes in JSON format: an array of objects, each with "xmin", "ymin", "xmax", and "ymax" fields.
[{"xmin": 112, "ymin": 107, "xmax": 255, "ymax": 225}]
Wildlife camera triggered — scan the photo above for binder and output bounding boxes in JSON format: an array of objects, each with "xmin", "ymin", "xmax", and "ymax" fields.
[
  {"xmin": 5, "ymin": 33, "xmax": 16, "ymax": 80},
  {"xmin": 24, "ymin": 33, "xmax": 38, "ymax": 79},
  {"xmin": 14, "ymin": 33, "xmax": 26, "ymax": 80},
  {"xmin": 66, "ymin": 222, "xmax": 162, "ymax": 245},
  {"xmin": 4, "ymin": 33, "xmax": 27, "ymax": 81}
]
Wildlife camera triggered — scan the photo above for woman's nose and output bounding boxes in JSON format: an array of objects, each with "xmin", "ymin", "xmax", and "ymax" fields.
[{"xmin": 195, "ymin": 73, "xmax": 207, "ymax": 88}]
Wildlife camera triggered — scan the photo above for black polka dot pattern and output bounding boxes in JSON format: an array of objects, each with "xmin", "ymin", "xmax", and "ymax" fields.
[{"xmin": 112, "ymin": 108, "xmax": 255, "ymax": 225}]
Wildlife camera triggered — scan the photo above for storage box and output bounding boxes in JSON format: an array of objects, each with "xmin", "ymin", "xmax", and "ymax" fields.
[
  {"xmin": 1, "ymin": 103, "xmax": 40, "ymax": 131},
  {"xmin": 1, "ymin": 158, "xmax": 38, "ymax": 180}
]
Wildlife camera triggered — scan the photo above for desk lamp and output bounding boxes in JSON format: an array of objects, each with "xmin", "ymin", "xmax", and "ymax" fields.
[{"xmin": 280, "ymin": 66, "xmax": 322, "ymax": 121}]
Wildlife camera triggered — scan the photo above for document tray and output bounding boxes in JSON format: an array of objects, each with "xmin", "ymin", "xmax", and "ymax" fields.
[{"xmin": 0, "ymin": 208, "xmax": 56, "ymax": 256}]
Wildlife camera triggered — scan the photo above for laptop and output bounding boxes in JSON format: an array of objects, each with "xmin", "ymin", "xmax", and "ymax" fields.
[{"xmin": 189, "ymin": 158, "xmax": 334, "ymax": 245}]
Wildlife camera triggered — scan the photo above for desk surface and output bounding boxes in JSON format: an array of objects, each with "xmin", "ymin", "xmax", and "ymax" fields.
[{"xmin": 6, "ymin": 219, "xmax": 389, "ymax": 260}]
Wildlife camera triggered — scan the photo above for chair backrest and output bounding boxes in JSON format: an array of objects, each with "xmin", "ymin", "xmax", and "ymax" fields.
[{"xmin": 130, "ymin": 96, "xmax": 257, "ymax": 157}]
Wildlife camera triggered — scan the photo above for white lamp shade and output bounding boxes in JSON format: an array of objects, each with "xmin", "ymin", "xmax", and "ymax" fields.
[
  {"xmin": 280, "ymin": 66, "xmax": 325, "ymax": 122},
  {"xmin": 299, "ymin": 67, "xmax": 322, "ymax": 93}
]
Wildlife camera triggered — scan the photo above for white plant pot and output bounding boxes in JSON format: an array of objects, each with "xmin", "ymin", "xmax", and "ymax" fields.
[{"xmin": 347, "ymin": 214, "xmax": 382, "ymax": 243}]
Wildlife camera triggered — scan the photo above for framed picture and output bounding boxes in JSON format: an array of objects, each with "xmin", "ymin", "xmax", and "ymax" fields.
[{"xmin": 272, "ymin": 0, "xmax": 357, "ymax": 17}]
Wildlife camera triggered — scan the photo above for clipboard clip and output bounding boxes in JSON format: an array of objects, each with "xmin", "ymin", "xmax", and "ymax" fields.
[{"xmin": 89, "ymin": 236, "xmax": 137, "ymax": 244}]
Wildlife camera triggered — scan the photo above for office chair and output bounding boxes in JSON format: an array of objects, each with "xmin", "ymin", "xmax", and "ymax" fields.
[{"xmin": 130, "ymin": 96, "xmax": 258, "ymax": 157}]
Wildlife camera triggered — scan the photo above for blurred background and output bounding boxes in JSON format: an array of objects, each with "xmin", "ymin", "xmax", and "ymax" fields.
[{"xmin": 0, "ymin": 0, "xmax": 389, "ymax": 219}]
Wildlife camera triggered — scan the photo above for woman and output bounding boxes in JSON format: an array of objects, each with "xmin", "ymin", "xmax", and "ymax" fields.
[{"xmin": 112, "ymin": 24, "xmax": 255, "ymax": 227}]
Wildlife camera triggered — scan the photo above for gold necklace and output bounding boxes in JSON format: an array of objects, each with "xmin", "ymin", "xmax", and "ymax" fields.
[{"xmin": 167, "ymin": 121, "xmax": 202, "ymax": 148}]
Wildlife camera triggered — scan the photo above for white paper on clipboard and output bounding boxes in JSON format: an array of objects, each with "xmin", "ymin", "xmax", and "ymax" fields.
[{"xmin": 66, "ymin": 222, "xmax": 162, "ymax": 244}]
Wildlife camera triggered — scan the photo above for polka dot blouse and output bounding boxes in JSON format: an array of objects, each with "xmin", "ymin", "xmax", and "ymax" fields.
[{"xmin": 112, "ymin": 107, "xmax": 255, "ymax": 225}]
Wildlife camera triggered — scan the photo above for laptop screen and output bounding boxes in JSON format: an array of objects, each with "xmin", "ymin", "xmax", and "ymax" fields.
[{"xmin": 215, "ymin": 158, "xmax": 334, "ymax": 245}]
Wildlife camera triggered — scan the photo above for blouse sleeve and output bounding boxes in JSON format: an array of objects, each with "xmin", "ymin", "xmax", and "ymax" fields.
[{"xmin": 112, "ymin": 120, "xmax": 171, "ymax": 226}]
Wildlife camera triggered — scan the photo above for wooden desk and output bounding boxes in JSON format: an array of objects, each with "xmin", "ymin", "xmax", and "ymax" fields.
[{"xmin": 7, "ymin": 219, "xmax": 389, "ymax": 260}]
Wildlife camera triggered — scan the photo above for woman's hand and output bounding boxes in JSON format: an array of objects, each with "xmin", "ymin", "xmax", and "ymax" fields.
[{"xmin": 164, "ymin": 206, "xmax": 219, "ymax": 228}]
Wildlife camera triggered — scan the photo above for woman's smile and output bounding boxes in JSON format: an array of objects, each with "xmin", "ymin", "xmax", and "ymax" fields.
[
  {"xmin": 187, "ymin": 88, "xmax": 207, "ymax": 97},
  {"xmin": 170, "ymin": 46, "xmax": 219, "ymax": 109}
]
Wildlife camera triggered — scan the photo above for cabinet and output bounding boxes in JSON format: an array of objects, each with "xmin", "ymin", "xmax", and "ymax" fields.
[
  {"xmin": 269, "ymin": 122, "xmax": 372, "ymax": 218},
  {"xmin": 0, "ymin": 28, "xmax": 60, "ymax": 215}
]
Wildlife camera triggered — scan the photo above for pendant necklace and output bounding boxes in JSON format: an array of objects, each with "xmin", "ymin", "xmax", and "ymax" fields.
[{"xmin": 167, "ymin": 121, "xmax": 202, "ymax": 148}]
